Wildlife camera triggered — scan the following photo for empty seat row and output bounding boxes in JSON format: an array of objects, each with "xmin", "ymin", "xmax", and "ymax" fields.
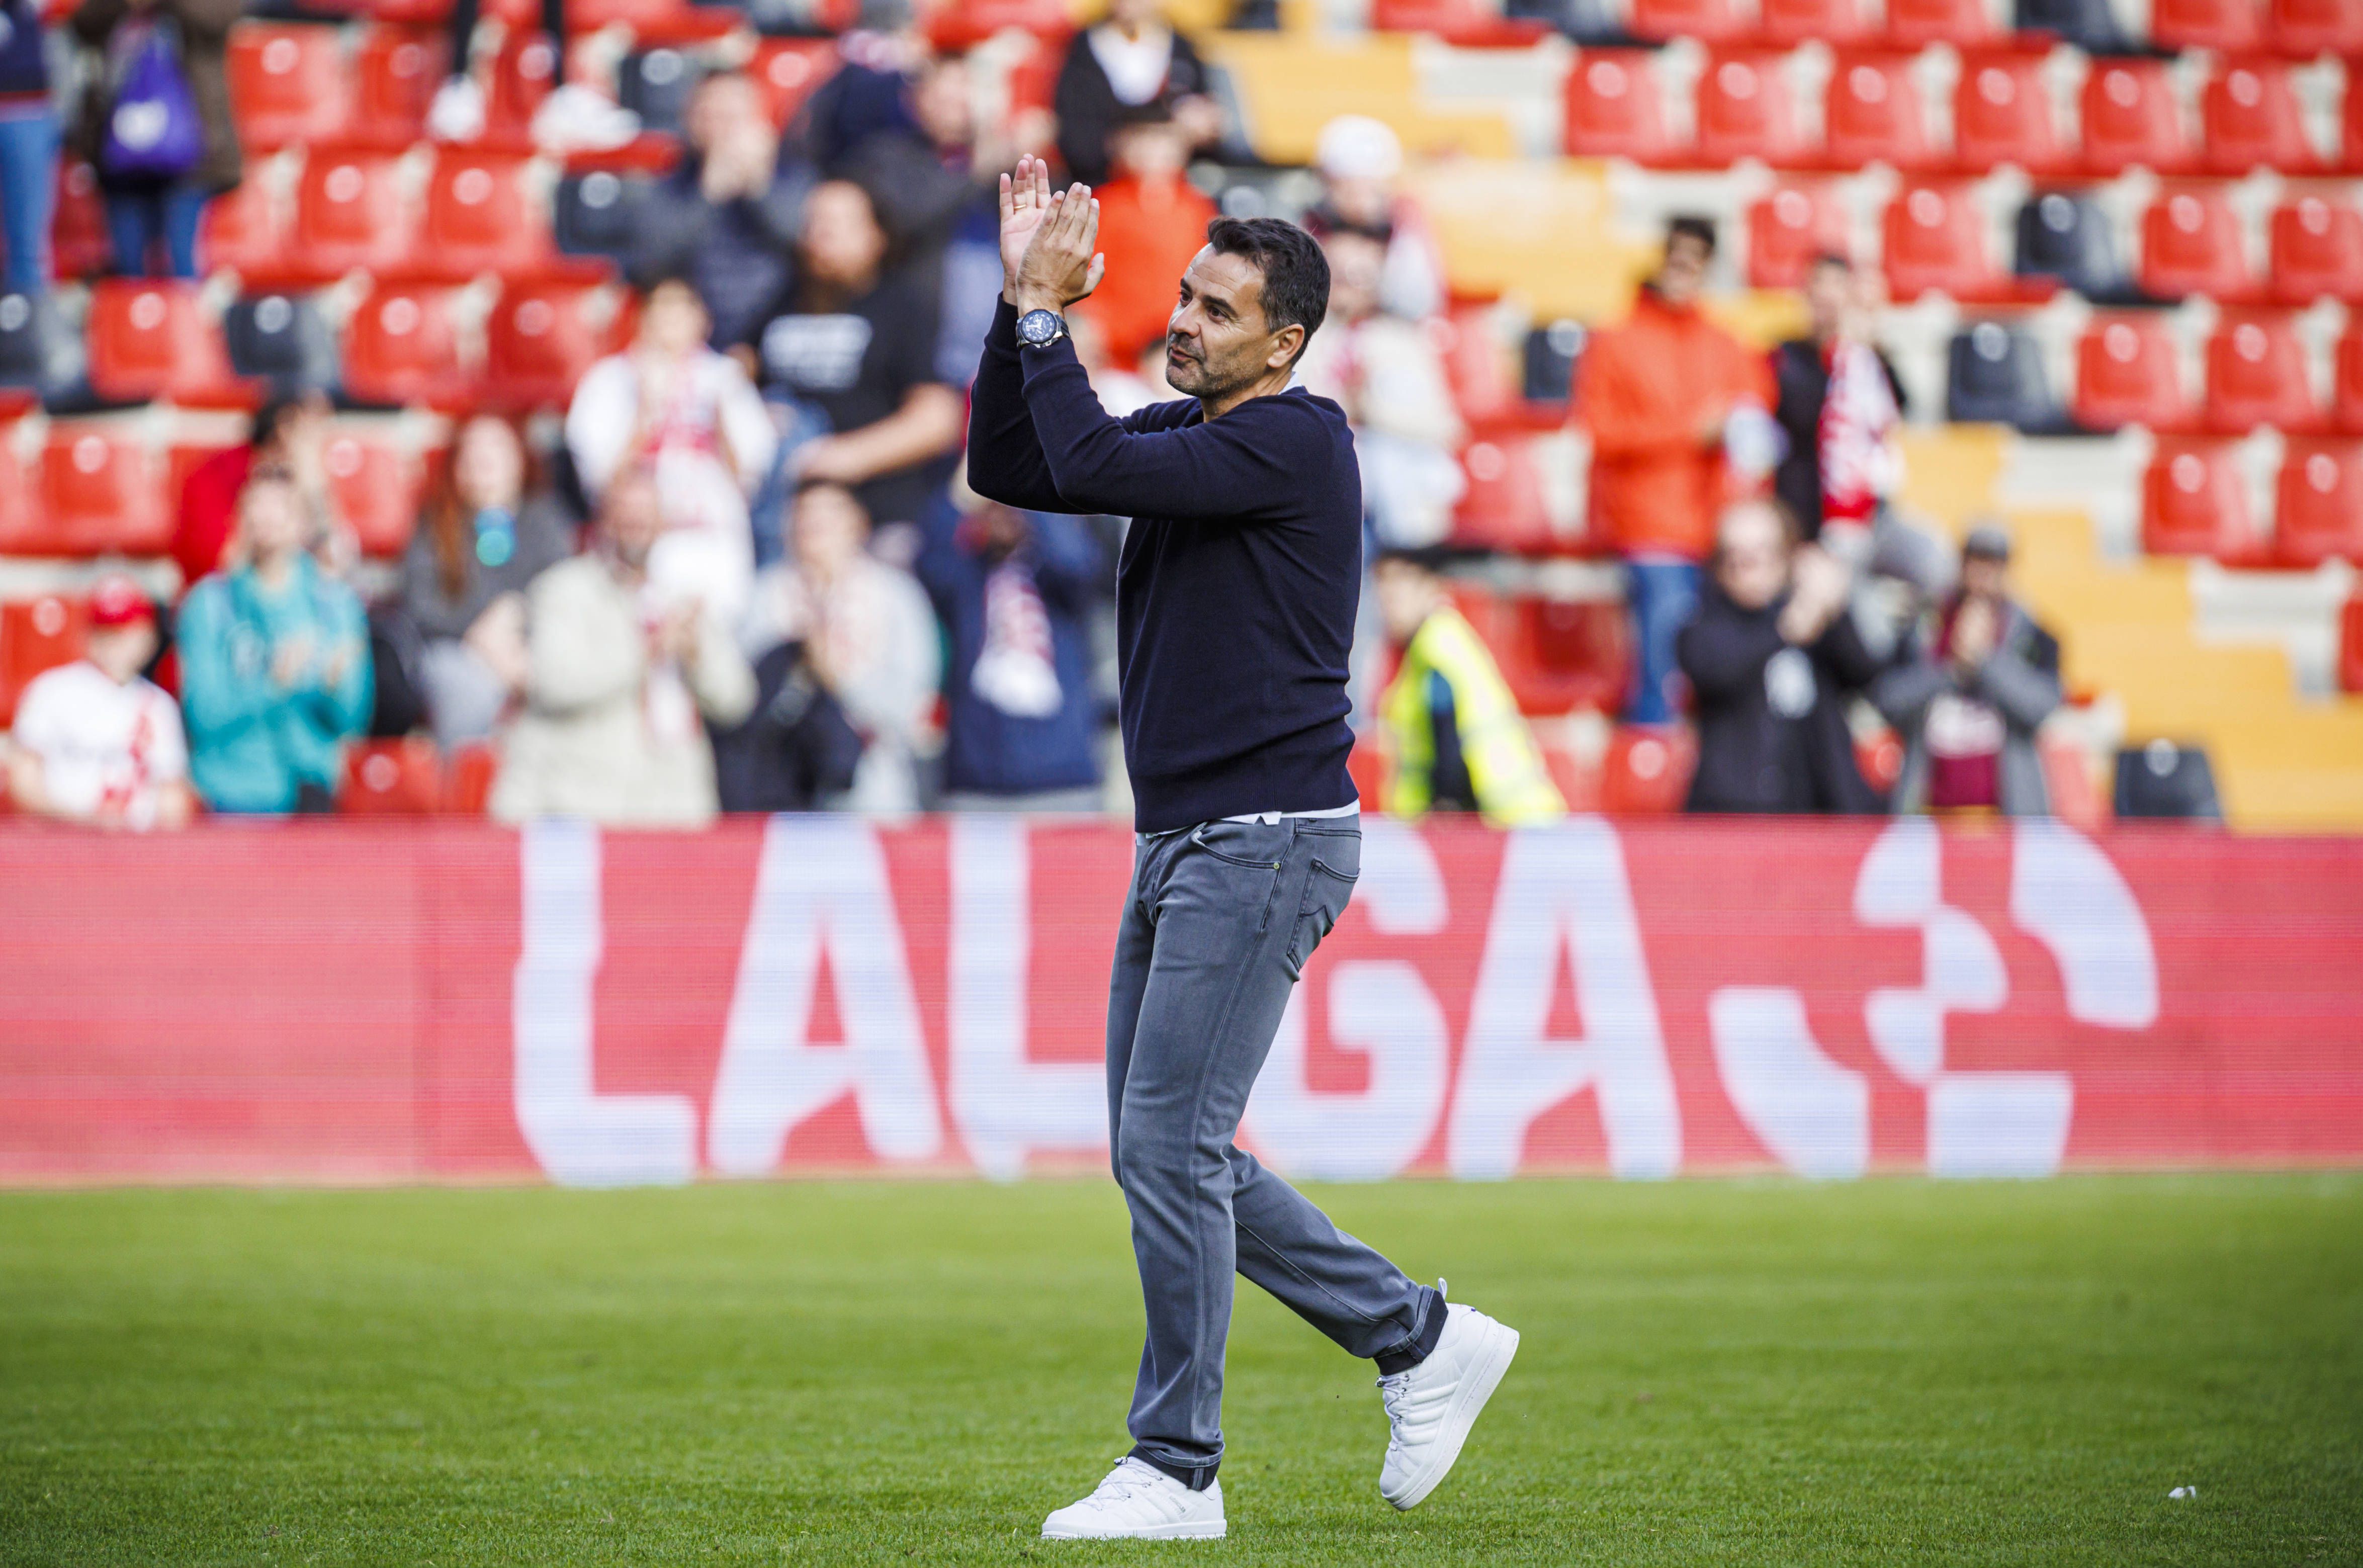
[
  {"xmin": 2143, "ymin": 435, "xmax": 2363, "ymax": 566},
  {"xmin": 1566, "ymin": 48, "xmax": 2353, "ymax": 179}
]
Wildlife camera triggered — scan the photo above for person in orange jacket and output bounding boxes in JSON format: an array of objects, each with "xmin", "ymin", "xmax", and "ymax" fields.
[
  {"xmin": 1577, "ymin": 216, "xmax": 1776, "ymax": 724},
  {"xmin": 1072, "ymin": 102, "xmax": 1217, "ymax": 371}
]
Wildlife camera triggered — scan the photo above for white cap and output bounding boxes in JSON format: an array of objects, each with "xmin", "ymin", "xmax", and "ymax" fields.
[{"xmin": 1316, "ymin": 115, "xmax": 1403, "ymax": 182}]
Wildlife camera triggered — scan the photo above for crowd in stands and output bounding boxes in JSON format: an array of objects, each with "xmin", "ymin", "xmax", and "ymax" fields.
[{"xmin": 1, "ymin": 0, "xmax": 2095, "ymax": 834}]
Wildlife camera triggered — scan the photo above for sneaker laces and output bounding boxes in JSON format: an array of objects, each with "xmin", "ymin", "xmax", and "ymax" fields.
[{"xmin": 1090, "ymin": 1458, "xmax": 1168, "ymax": 1504}]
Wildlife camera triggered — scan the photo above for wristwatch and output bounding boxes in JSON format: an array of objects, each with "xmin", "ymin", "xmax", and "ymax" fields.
[{"xmin": 1016, "ymin": 308, "xmax": 1069, "ymax": 350}]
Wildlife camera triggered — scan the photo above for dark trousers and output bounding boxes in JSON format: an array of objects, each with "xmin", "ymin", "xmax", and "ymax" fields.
[{"xmin": 1107, "ymin": 814, "xmax": 1439, "ymax": 1482}]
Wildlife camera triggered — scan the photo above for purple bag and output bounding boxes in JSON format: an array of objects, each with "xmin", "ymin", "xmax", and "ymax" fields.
[{"xmin": 101, "ymin": 20, "xmax": 202, "ymax": 182}]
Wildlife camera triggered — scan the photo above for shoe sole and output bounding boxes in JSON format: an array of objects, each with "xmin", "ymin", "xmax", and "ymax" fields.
[
  {"xmin": 1383, "ymin": 1317, "xmax": 1520, "ymax": 1511},
  {"xmin": 1040, "ymin": 1519, "xmax": 1227, "ymax": 1540}
]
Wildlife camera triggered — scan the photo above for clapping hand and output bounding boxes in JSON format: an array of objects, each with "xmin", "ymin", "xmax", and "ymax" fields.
[{"xmin": 999, "ymin": 155, "xmax": 1103, "ymax": 313}]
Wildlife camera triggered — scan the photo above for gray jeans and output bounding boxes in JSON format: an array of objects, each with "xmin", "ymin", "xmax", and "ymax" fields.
[{"xmin": 1108, "ymin": 814, "xmax": 1440, "ymax": 1480}]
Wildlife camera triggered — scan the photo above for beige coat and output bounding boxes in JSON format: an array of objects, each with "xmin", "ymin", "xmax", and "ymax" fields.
[{"xmin": 491, "ymin": 555, "xmax": 756, "ymax": 828}]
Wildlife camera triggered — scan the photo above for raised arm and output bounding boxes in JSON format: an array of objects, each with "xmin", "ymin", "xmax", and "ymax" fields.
[{"xmin": 967, "ymin": 158, "xmax": 1089, "ymax": 513}]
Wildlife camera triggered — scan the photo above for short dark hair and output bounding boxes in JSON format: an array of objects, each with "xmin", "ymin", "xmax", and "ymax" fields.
[
  {"xmin": 1204, "ymin": 216, "xmax": 1329, "ymax": 359},
  {"xmin": 1666, "ymin": 214, "xmax": 1718, "ymax": 257},
  {"xmin": 1808, "ymin": 250, "xmax": 1852, "ymax": 274}
]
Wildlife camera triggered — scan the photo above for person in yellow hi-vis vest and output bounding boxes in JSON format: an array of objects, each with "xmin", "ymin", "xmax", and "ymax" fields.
[{"xmin": 1372, "ymin": 548, "xmax": 1566, "ymax": 827}]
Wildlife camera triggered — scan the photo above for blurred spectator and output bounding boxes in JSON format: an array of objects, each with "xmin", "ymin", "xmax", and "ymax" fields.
[
  {"xmin": 425, "ymin": 0, "xmax": 638, "ymax": 152},
  {"xmin": 178, "ymin": 468, "xmax": 373, "ymax": 814},
  {"xmin": 1302, "ymin": 116, "xmax": 1443, "ymax": 324},
  {"xmin": 708, "ymin": 628, "xmax": 866, "ymax": 814},
  {"xmin": 71, "ymin": 0, "xmax": 240, "ymax": 280},
  {"xmin": 637, "ymin": 69, "xmax": 813, "ymax": 355},
  {"xmin": 6, "ymin": 574, "xmax": 194, "ymax": 830},
  {"xmin": 1578, "ymin": 216, "xmax": 1775, "ymax": 726},
  {"xmin": 173, "ymin": 390, "xmax": 344, "ymax": 590},
  {"xmin": 397, "ymin": 414, "xmax": 575, "ymax": 749},
  {"xmin": 1053, "ymin": 0, "xmax": 1218, "ymax": 188},
  {"xmin": 916, "ymin": 491, "xmax": 1105, "ymax": 811},
  {"xmin": 1676, "ymin": 500, "xmax": 1884, "ymax": 816},
  {"xmin": 1874, "ymin": 524, "xmax": 2062, "ymax": 817},
  {"xmin": 492, "ymin": 467, "xmax": 754, "ymax": 827},
  {"xmin": 1297, "ymin": 228, "xmax": 1463, "ymax": 549},
  {"xmin": 0, "ymin": 0, "xmax": 56, "ymax": 294},
  {"xmin": 567, "ymin": 275, "xmax": 775, "ymax": 623},
  {"xmin": 1371, "ymin": 547, "xmax": 1564, "ymax": 827},
  {"xmin": 756, "ymin": 180, "xmax": 963, "ymax": 530},
  {"xmin": 795, "ymin": 0, "xmax": 929, "ymax": 175},
  {"xmin": 1073, "ymin": 103, "xmax": 1216, "ymax": 370},
  {"xmin": 741, "ymin": 481, "xmax": 938, "ymax": 813},
  {"xmin": 1771, "ymin": 254, "xmax": 1906, "ymax": 547}
]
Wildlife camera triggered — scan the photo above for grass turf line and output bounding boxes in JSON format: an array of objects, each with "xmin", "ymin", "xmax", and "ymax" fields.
[{"xmin": 0, "ymin": 1176, "xmax": 2356, "ymax": 1565}]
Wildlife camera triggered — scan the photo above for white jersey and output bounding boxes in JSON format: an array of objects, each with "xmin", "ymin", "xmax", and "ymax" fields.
[{"xmin": 10, "ymin": 660, "xmax": 189, "ymax": 830}]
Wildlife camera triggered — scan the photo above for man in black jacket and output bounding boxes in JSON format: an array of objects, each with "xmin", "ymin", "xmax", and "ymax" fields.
[
  {"xmin": 969, "ymin": 157, "xmax": 1519, "ymax": 1541},
  {"xmin": 1677, "ymin": 499, "xmax": 1887, "ymax": 815}
]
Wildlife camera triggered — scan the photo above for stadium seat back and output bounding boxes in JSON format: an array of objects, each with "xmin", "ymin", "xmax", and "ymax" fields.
[
  {"xmin": 1953, "ymin": 52, "xmax": 2063, "ymax": 174},
  {"xmin": 1883, "ymin": 182, "xmax": 2000, "ymax": 301},
  {"xmin": 342, "ymin": 284, "xmax": 466, "ymax": 408},
  {"xmin": 1452, "ymin": 433, "xmax": 1557, "ymax": 555},
  {"xmin": 1437, "ymin": 303, "xmax": 1520, "ymax": 426},
  {"xmin": 0, "ymin": 595, "xmax": 89, "ymax": 729},
  {"xmin": 2268, "ymin": 196, "xmax": 2363, "ymax": 307},
  {"xmin": 1601, "ymin": 725, "xmax": 1695, "ymax": 813},
  {"xmin": 324, "ymin": 434, "xmax": 425, "ymax": 557},
  {"xmin": 2075, "ymin": 314, "xmax": 2192, "ymax": 431},
  {"xmin": 554, "ymin": 169, "xmax": 651, "ymax": 262},
  {"xmin": 1947, "ymin": 319, "xmax": 2058, "ymax": 430},
  {"xmin": 1523, "ymin": 318, "xmax": 1584, "ymax": 408},
  {"xmin": 1694, "ymin": 51, "xmax": 1808, "ymax": 168},
  {"xmin": 1888, "ymin": 0, "xmax": 2000, "ymax": 47},
  {"xmin": 1758, "ymin": 0, "xmax": 1871, "ymax": 44},
  {"xmin": 422, "ymin": 152, "xmax": 547, "ymax": 280},
  {"xmin": 751, "ymin": 40, "xmax": 841, "ymax": 129},
  {"xmin": 2016, "ymin": 0, "xmax": 2136, "ymax": 51},
  {"xmin": 291, "ymin": 152, "xmax": 414, "ymax": 280},
  {"xmin": 2270, "ymin": 0, "xmax": 2363, "ymax": 53},
  {"xmin": 2272, "ymin": 437, "xmax": 2363, "ymax": 567},
  {"xmin": 2139, "ymin": 186, "xmax": 2254, "ymax": 302},
  {"xmin": 2143, "ymin": 437, "xmax": 2268, "ymax": 561},
  {"xmin": 2202, "ymin": 61, "xmax": 2317, "ymax": 176},
  {"xmin": 0, "ymin": 438, "xmax": 52, "ymax": 556},
  {"xmin": 483, "ymin": 283, "xmax": 628, "ymax": 410},
  {"xmin": 341, "ymin": 738, "xmax": 444, "ymax": 815},
  {"xmin": 39, "ymin": 430, "xmax": 169, "ymax": 555},
  {"xmin": 1370, "ymin": 0, "xmax": 1552, "ymax": 41},
  {"xmin": 1746, "ymin": 182, "xmax": 1849, "ymax": 289},
  {"xmin": 51, "ymin": 160, "xmax": 110, "ymax": 281},
  {"xmin": 354, "ymin": 27, "xmax": 446, "ymax": 145},
  {"xmin": 2017, "ymin": 190, "xmax": 2131, "ymax": 299},
  {"xmin": 224, "ymin": 292, "xmax": 338, "ymax": 396},
  {"xmin": 2204, "ymin": 312, "xmax": 2319, "ymax": 434},
  {"xmin": 923, "ymin": 0, "xmax": 1073, "ymax": 49},
  {"xmin": 1562, "ymin": 50, "xmax": 1673, "ymax": 162},
  {"xmin": 1825, "ymin": 52, "xmax": 1934, "ymax": 171},
  {"xmin": 617, "ymin": 47, "xmax": 698, "ymax": 135},
  {"xmin": 443, "ymin": 741, "xmax": 501, "ymax": 814},
  {"xmin": 197, "ymin": 176, "xmax": 286, "ymax": 279},
  {"xmin": 1627, "ymin": 0, "xmax": 1746, "ymax": 40},
  {"xmin": 1507, "ymin": 595, "xmax": 1628, "ymax": 713},
  {"xmin": 2339, "ymin": 594, "xmax": 2363, "ymax": 691},
  {"xmin": 85, "ymin": 281, "xmax": 242, "ymax": 406},
  {"xmin": 2111, "ymin": 740, "xmax": 2223, "ymax": 820},
  {"xmin": 2336, "ymin": 325, "xmax": 2363, "ymax": 432},
  {"xmin": 226, "ymin": 24, "xmax": 351, "ymax": 149},
  {"xmin": 2079, "ymin": 59, "xmax": 2189, "ymax": 177},
  {"xmin": 0, "ymin": 289, "xmax": 79, "ymax": 398},
  {"xmin": 2154, "ymin": 0, "xmax": 2263, "ymax": 51}
]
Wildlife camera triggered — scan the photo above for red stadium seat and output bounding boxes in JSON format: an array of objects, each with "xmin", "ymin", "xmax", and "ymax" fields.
[
  {"xmin": 2139, "ymin": 186, "xmax": 2256, "ymax": 302},
  {"xmin": 2335, "ymin": 322, "xmax": 2363, "ymax": 431},
  {"xmin": 51, "ymin": 160, "xmax": 109, "ymax": 281},
  {"xmin": 1369, "ymin": 0, "xmax": 1549, "ymax": 43},
  {"xmin": 39, "ymin": 428, "xmax": 169, "ymax": 555},
  {"xmin": 2268, "ymin": 194, "xmax": 2363, "ymax": 305},
  {"xmin": 1882, "ymin": 181, "xmax": 2043, "ymax": 303},
  {"xmin": 1746, "ymin": 182, "xmax": 1849, "ymax": 288},
  {"xmin": 1951, "ymin": 51, "xmax": 2066, "ymax": 175},
  {"xmin": 2075, "ymin": 314, "xmax": 2195, "ymax": 432},
  {"xmin": 1505, "ymin": 596, "xmax": 1628, "ymax": 713},
  {"xmin": 1758, "ymin": 0, "xmax": 1872, "ymax": 45},
  {"xmin": 1886, "ymin": 0, "xmax": 2000, "ymax": 47},
  {"xmin": 2205, "ymin": 312, "xmax": 2319, "ymax": 434},
  {"xmin": 0, "ymin": 437, "xmax": 58, "ymax": 557},
  {"xmin": 1601, "ymin": 725, "xmax": 1695, "ymax": 814},
  {"xmin": 2153, "ymin": 0, "xmax": 2263, "ymax": 50},
  {"xmin": 482, "ymin": 281, "xmax": 628, "ymax": 411},
  {"xmin": 342, "ymin": 737, "xmax": 444, "ymax": 815},
  {"xmin": 197, "ymin": 175, "xmax": 285, "ymax": 278},
  {"xmin": 352, "ymin": 27, "xmax": 446, "ymax": 147},
  {"xmin": 923, "ymin": 0, "xmax": 1073, "ymax": 50},
  {"xmin": 84, "ymin": 280, "xmax": 247, "ymax": 406},
  {"xmin": 2080, "ymin": 59, "xmax": 2192, "ymax": 177},
  {"xmin": 2270, "ymin": 0, "xmax": 2363, "ymax": 53},
  {"xmin": 415, "ymin": 151, "xmax": 556, "ymax": 282},
  {"xmin": 1823, "ymin": 52, "xmax": 1936, "ymax": 172},
  {"xmin": 226, "ymin": 24, "xmax": 351, "ymax": 149},
  {"xmin": 288, "ymin": 151, "xmax": 416, "ymax": 281},
  {"xmin": 1563, "ymin": 50, "xmax": 1674, "ymax": 163},
  {"xmin": 1628, "ymin": 0, "xmax": 1747, "ymax": 41},
  {"xmin": 1451, "ymin": 432, "xmax": 1558, "ymax": 555},
  {"xmin": 323, "ymin": 433, "xmax": 425, "ymax": 556},
  {"xmin": 2340, "ymin": 594, "xmax": 2363, "ymax": 690},
  {"xmin": 0, "ymin": 595, "xmax": 88, "ymax": 728},
  {"xmin": 1437, "ymin": 301, "xmax": 1520, "ymax": 426},
  {"xmin": 1693, "ymin": 51, "xmax": 1810, "ymax": 168},
  {"xmin": 2274, "ymin": 437, "xmax": 2363, "ymax": 566},
  {"xmin": 442, "ymin": 741, "xmax": 501, "ymax": 814},
  {"xmin": 751, "ymin": 40, "xmax": 841, "ymax": 129},
  {"xmin": 2202, "ymin": 59, "xmax": 2319, "ymax": 176},
  {"xmin": 342, "ymin": 284, "xmax": 472, "ymax": 408},
  {"xmin": 2143, "ymin": 437, "xmax": 2270, "ymax": 562},
  {"xmin": 572, "ymin": 0, "xmax": 738, "ymax": 37}
]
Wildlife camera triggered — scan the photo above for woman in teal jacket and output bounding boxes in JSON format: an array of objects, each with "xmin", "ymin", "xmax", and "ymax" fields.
[{"xmin": 179, "ymin": 469, "xmax": 372, "ymax": 813}]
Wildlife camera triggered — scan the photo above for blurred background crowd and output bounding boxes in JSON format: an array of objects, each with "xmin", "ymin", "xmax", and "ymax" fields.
[{"xmin": 1, "ymin": 0, "xmax": 2359, "ymax": 831}]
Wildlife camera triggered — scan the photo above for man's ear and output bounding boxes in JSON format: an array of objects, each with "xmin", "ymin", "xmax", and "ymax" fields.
[{"xmin": 1265, "ymin": 323, "xmax": 1307, "ymax": 372}]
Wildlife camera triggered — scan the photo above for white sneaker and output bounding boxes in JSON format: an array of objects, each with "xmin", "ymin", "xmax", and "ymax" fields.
[
  {"xmin": 426, "ymin": 75, "xmax": 487, "ymax": 143},
  {"xmin": 532, "ymin": 82, "xmax": 641, "ymax": 153},
  {"xmin": 1041, "ymin": 1457, "xmax": 1227, "ymax": 1540},
  {"xmin": 1377, "ymin": 1291, "xmax": 1520, "ymax": 1511}
]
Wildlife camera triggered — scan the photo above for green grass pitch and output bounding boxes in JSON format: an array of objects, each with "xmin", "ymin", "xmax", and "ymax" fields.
[{"xmin": 2, "ymin": 1175, "xmax": 2357, "ymax": 1565}]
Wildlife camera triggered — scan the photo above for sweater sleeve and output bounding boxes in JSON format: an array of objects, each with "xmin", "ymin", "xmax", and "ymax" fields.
[{"xmin": 966, "ymin": 298, "xmax": 1073, "ymax": 514}]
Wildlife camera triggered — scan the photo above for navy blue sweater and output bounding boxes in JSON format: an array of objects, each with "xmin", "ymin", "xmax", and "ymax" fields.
[{"xmin": 968, "ymin": 298, "xmax": 1360, "ymax": 832}]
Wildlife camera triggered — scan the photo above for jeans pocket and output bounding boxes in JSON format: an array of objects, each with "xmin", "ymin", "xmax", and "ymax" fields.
[{"xmin": 1283, "ymin": 852, "xmax": 1360, "ymax": 981}]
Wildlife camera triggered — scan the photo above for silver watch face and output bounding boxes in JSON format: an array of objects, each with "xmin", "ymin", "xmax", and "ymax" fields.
[{"xmin": 1018, "ymin": 309, "xmax": 1064, "ymax": 347}]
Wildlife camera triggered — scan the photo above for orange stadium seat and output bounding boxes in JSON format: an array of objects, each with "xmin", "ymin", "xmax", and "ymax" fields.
[
  {"xmin": 288, "ymin": 151, "xmax": 415, "ymax": 281},
  {"xmin": 1886, "ymin": 0, "xmax": 2000, "ymax": 47},
  {"xmin": 2269, "ymin": 194, "xmax": 2363, "ymax": 305},
  {"xmin": 2143, "ymin": 437, "xmax": 2271, "ymax": 562},
  {"xmin": 1451, "ymin": 432, "xmax": 1558, "ymax": 555},
  {"xmin": 2154, "ymin": 0, "xmax": 2263, "ymax": 50},
  {"xmin": 482, "ymin": 281, "xmax": 627, "ymax": 410},
  {"xmin": 2271, "ymin": 0, "xmax": 2363, "ymax": 55},
  {"xmin": 50, "ymin": 161, "xmax": 109, "ymax": 281},
  {"xmin": 416, "ymin": 151, "xmax": 557, "ymax": 282},
  {"xmin": 226, "ymin": 24, "xmax": 351, "ymax": 149},
  {"xmin": 342, "ymin": 284, "xmax": 471, "ymax": 408},
  {"xmin": 1758, "ymin": 0, "xmax": 1872, "ymax": 45},
  {"xmin": 1628, "ymin": 0, "xmax": 1747, "ymax": 42},
  {"xmin": 352, "ymin": 27, "xmax": 446, "ymax": 147},
  {"xmin": 752, "ymin": 39, "xmax": 841, "ymax": 128},
  {"xmin": 2205, "ymin": 312, "xmax": 2320, "ymax": 434},
  {"xmin": 2203, "ymin": 59, "xmax": 2320, "ymax": 176},
  {"xmin": 1953, "ymin": 51, "xmax": 2066, "ymax": 175},
  {"xmin": 1369, "ymin": 0, "xmax": 1549, "ymax": 43},
  {"xmin": 2080, "ymin": 59, "xmax": 2192, "ymax": 177},
  {"xmin": 197, "ymin": 176, "xmax": 286, "ymax": 278},
  {"xmin": 2076, "ymin": 314, "xmax": 2194, "ymax": 432},
  {"xmin": 323, "ymin": 433, "xmax": 426, "ymax": 556},
  {"xmin": 1601, "ymin": 724, "xmax": 1695, "ymax": 813},
  {"xmin": 0, "ymin": 594, "xmax": 88, "ymax": 728},
  {"xmin": 1746, "ymin": 182, "xmax": 1850, "ymax": 288},
  {"xmin": 2139, "ymin": 186, "xmax": 2256, "ymax": 302},
  {"xmin": 1883, "ymin": 181, "xmax": 2044, "ymax": 303},
  {"xmin": 1694, "ymin": 51, "xmax": 1810, "ymax": 168},
  {"xmin": 2274, "ymin": 438, "xmax": 2363, "ymax": 566},
  {"xmin": 1563, "ymin": 51, "xmax": 1675, "ymax": 163},
  {"xmin": 341, "ymin": 737, "xmax": 444, "ymax": 814},
  {"xmin": 2340, "ymin": 594, "xmax": 2363, "ymax": 690},
  {"xmin": 1823, "ymin": 52, "xmax": 1936, "ymax": 172},
  {"xmin": 39, "ymin": 429, "xmax": 170, "ymax": 555},
  {"xmin": 84, "ymin": 280, "xmax": 248, "ymax": 406}
]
